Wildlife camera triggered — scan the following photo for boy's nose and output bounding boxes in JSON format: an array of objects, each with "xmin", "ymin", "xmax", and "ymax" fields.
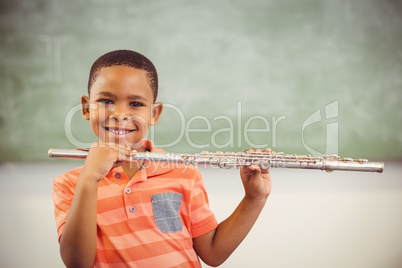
[{"xmin": 110, "ymin": 113, "xmax": 129, "ymax": 121}]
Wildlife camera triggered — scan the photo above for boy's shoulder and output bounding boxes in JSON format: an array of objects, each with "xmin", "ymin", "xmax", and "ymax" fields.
[
  {"xmin": 145, "ymin": 140, "xmax": 203, "ymax": 178},
  {"xmin": 53, "ymin": 166, "xmax": 84, "ymax": 187}
]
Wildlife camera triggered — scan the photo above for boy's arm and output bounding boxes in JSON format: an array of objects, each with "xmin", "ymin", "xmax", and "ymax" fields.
[
  {"xmin": 193, "ymin": 149, "xmax": 271, "ymax": 267},
  {"xmin": 59, "ymin": 142, "xmax": 131, "ymax": 268},
  {"xmin": 59, "ymin": 172, "xmax": 99, "ymax": 268}
]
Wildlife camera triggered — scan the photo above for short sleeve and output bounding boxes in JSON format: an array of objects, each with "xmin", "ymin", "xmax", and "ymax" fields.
[
  {"xmin": 190, "ymin": 170, "xmax": 218, "ymax": 238},
  {"xmin": 52, "ymin": 172, "xmax": 79, "ymax": 241}
]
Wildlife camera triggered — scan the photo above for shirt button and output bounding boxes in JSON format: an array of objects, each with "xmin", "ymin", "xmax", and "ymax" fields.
[
  {"xmin": 115, "ymin": 173, "xmax": 121, "ymax": 178},
  {"xmin": 125, "ymin": 188, "xmax": 131, "ymax": 194},
  {"xmin": 129, "ymin": 206, "xmax": 136, "ymax": 212}
]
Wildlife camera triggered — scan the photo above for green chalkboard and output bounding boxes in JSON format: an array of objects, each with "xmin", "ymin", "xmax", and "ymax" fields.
[{"xmin": 1, "ymin": 0, "xmax": 401, "ymax": 161}]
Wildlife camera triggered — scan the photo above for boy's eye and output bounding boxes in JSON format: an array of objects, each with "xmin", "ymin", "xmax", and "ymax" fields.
[
  {"xmin": 130, "ymin": 102, "xmax": 144, "ymax": 107},
  {"xmin": 98, "ymin": 99, "xmax": 113, "ymax": 105}
]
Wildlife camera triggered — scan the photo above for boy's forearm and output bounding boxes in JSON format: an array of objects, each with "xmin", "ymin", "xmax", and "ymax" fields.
[
  {"xmin": 60, "ymin": 175, "xmax": 98, "ymax": 268},
  {"xmin": 194, "ymin": 196, "xmax": 267, "ymax": 266},
  {"xmin": 215, "ymin": 196, "xmax": 267, "ymax": 257}
]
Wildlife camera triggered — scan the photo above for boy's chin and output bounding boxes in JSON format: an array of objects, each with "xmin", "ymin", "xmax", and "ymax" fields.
[{"xmin": 100, "ymin": 137, "xmax": 144, "ymax": 149}]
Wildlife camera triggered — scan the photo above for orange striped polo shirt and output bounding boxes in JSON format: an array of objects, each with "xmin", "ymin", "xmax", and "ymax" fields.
[{"xmin": 53, "ymin": 140, "xmax": 218, "ymax": 267}]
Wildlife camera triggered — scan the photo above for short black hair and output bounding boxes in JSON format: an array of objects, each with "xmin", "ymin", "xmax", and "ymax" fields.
[{"xmin": 88, "ymin": 50, "xmax": 158, "ymax": 102}]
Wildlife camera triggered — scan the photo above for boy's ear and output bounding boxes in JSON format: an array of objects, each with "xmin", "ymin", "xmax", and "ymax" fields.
[
  {"xmin": 151, "ymin": 102, "xmax": 163, "ymax": 125},
  {"xmin": 81, "ymin": 96, "xmax": 91, "ymax": 120}
]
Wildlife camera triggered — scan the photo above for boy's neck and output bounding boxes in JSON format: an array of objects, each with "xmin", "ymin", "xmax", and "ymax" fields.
[
  {"xmin": 122, "ymin": 144, "xmax": 148, "ymax": 179},
  {"xmin": 122, "ymin": 161, "xmax": 144, "ymax": 180}
]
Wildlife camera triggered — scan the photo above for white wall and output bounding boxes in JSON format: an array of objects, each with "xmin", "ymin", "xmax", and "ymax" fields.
[{"xmin": 0, "ymin": 161, "xmax": 401, "ymax": 268}]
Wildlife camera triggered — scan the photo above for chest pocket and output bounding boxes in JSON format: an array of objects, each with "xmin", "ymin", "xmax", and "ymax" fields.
[{"xmin": 151, "ymin": 192, "xmax": 183, "ymax": 233}]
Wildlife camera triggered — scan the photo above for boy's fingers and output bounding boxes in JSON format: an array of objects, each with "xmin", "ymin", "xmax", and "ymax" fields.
[
  {"xmin": 246, "ymin": 148, "xmax": 261, "ymax": 153},
  {"xmin": 244, "ymin": 148, "xmax": 272, "ymax": 172},
  {"xmin": 247, "ymin": 148, "xmax": 272, "ymax": 153},
  {"xmin": 126, "ymin": 150, "xmax": 137, "ymax": 161},
  {"xmin": 248, "ymin": 164, "xmax": 261, "ymax": 172},
  {"xmin": 117, "ymin": 146, "xmax": 133, "ymax": 161}
]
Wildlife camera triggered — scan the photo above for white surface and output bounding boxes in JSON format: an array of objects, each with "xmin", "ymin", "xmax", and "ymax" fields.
[{"xmin": 0, "ymin": 161, "xmax": 401, "ymax": 268}]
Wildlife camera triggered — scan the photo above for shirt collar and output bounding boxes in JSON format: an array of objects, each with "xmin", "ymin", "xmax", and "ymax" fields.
[
  {"xmin": 109, "ymin": 139, "xmax": 177, "ymax": 183},
  {"xmin": 142, "ymin": 139, "xmax": 178, "ymax": 177}
]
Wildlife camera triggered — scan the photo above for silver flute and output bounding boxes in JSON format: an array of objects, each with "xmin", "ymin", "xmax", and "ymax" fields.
[{"xmin": 48, "ymin": 148, "xmax": 384, "ymax": 173}]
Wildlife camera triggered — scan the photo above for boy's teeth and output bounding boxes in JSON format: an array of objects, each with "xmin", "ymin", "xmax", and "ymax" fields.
[{"xmin": 109, "ymin": 128, "xmax": 131, "ymax": 134}]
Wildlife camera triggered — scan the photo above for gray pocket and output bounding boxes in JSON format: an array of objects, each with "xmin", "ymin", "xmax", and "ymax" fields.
[{"xmin": 151, "ymin": 192, "xmax": 183, "ymax": 233}]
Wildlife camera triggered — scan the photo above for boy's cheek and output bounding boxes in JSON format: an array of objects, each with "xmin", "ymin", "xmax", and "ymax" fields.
[
  {"xmin": 91, "ymin": 108, "xmax": 109, "ymax": 122},
  {"xmin": 86, "ymin": 102, "xmax": 100, "ymax": 113}
]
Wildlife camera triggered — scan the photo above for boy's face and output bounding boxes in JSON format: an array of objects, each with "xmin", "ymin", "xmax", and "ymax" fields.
[{"xmin": 81, "ymin": 65, "xmax": 162, "ymax": 150}]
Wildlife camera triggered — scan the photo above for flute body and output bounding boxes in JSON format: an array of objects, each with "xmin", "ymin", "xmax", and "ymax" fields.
[{"xmin": 48, "ymin": 148, "xmax": 384, "ymax": 173}]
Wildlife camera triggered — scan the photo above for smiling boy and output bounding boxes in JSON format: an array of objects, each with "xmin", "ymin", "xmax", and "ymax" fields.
[{"xmin": 53, "ymin": 50, "xmax": 271, "ymax": 267}]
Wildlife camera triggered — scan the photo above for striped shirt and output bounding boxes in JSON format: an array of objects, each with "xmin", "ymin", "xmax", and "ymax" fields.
[{"xmin": 53, "ymin": 140, "xmax": 218, "ymax": 267}]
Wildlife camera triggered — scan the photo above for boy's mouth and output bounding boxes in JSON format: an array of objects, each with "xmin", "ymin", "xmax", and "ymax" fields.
[{"xmin": 103, "ymin": 126, "xmax": 136, "ymax": 135}]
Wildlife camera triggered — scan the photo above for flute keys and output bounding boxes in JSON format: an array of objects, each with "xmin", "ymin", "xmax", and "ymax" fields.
[
  {"xmin": 218, "ymin": 160, "xmax": 236, "ymax": 169},
  {"xmin": 182, "ymin": 156, "xmax": 191, "ymax": 166},
  {"xmin": 260, "ymin": 160, "xmax": 270, "ymax": 170}
]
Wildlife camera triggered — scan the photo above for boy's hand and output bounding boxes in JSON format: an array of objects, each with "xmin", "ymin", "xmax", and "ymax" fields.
[
  {"xmin": 193, "ymin": 148, "xmax": 273, "ymax": 266},
  {"xmin": 240, "ymin": 148, "xmax": 272, "ymax": 201},
  {"xmin": 81, "ymin": 142, "xmax": 133, "ymax": 182}
]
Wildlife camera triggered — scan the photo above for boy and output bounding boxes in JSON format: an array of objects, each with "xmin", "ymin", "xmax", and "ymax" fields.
[{"xmin": 53, "ymin": 50, "xmax": 271, "ymax": 267}]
